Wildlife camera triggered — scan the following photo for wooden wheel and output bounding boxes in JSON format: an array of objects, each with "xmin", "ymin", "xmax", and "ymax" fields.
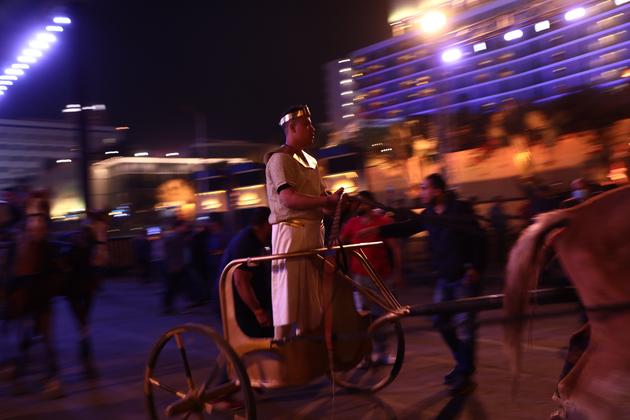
[
  {"xmin": 332, "ymin": 317, "xmax": 405, "ymax": 393},
  {"xmin": 144, "ymin": 323, "xmax": 256, "ymax": 419}
]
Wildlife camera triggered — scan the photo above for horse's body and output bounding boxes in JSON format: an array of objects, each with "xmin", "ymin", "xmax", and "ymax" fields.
[{"xmin": 504, "ymin": 185, "xmax": 630, "ymax": 418}]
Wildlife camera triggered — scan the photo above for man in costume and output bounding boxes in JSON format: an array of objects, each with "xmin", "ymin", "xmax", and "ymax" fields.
[{"xmin": 265, "ymin": 105, "xmax": 342, "ymax": 339}]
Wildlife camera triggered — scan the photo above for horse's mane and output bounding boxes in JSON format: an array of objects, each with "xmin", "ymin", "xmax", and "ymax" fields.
[{"xmin": 503, "ymin": 210, "xmax": 571, "ymax": 374}]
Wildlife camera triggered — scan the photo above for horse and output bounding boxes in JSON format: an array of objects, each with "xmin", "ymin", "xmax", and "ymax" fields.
[
  {"xmin": 504, "ymin": 184, "xmax": 630, "ymax": 419},
  {"xmin": 1, "ymin": 193, "xmax": 104, "ymax": 396}
]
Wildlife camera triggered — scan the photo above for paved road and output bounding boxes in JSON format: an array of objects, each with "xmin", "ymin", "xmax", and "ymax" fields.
[{"xmin": 0, "ymin": 277, "xmax": 582, "ymax": 419}]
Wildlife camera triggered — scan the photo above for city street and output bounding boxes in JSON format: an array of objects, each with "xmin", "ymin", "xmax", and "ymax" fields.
[{"xmin": 0, "ymin": 276, "xmax": 582, "ymax": 419}]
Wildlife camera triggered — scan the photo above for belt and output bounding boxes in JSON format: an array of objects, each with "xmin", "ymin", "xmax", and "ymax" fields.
[{"xmin": 274, "ymin": 219, "xmax": 321, "ymax": 228}]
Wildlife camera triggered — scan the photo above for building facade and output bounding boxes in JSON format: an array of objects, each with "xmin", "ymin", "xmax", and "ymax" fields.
[
  {"xmin": 328, "ymin": 0, "xmax": 629, "ymax": 129},
  {"xmin": 0, "ymin": 118, "xmax": 122, "ymax": 191}
]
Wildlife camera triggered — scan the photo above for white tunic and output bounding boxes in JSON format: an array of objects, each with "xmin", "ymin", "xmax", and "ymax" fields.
[{"xmin": 265, "ymin": 150, "xmax": 327, "ymax": 329}]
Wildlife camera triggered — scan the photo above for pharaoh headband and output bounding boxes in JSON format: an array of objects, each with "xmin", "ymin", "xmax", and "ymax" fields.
[{"xmin": 279, "ymin": 105, "xmax": 311, "ymax": 127}]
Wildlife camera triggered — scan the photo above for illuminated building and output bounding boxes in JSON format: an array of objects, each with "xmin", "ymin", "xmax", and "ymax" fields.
[
  {"xmin": 328, "ymin": 0, "xmax": 629, "ymax": 128},
  {"xmin": 0, "ymin": 118, "xmax": 121, "ymax": 191},
  {"xmin": 90, "ymin": 156, "xmax": 248, "ymax": 216}
]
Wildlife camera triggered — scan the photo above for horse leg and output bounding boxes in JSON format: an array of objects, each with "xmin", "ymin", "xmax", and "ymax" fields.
[
  {"xmin": 11, "ymin": 319, "xmax": 33, "ymax": 395},
  {"xmin": 37, "ymin": 308, "xmax": 63, "ymax": 399},
  {"xmin": 68, "ymin": 290, "xmax": 97, "ymax": 379}
]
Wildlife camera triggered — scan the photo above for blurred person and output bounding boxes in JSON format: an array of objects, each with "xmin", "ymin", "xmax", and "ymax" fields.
[
  {"xmin": 190, "ymin": 219, "xmax": 211, "ymax": 298},
  {"xmin": 518, "ymin": 177, "xmax": 556, "ymax": 222},
  {"xmin": 207, "ymin": 215, "xmax": 230, "ymax": 304},
  {"xmin": 360, "ymin": 173, "xmax": 487, "ymax": 394},
  {"xmin": 149, "ymin": 228, "xmax": 166, "ymax": 284},
  {"xmin": 340, "ymin": 191, "xmax": 402, "ymax": 364},
  {"xmin": 132, "ymin": 229, "xmax": 151, "ymax": 283},
  {"xmin": 162, "ymin": 220, "xmax": 201, "ymax": 315},
  {"xmin": 72, "ymin": 209, "xmax": 109, "ymax": 373},
  {"xmin": 341, "ymin": 191, "xmax": 403, "ymax": 308},
  {"xmin": 265, "ymin": 105, "xmax": 343, "ymax": 339},
  {"xmin": 7, "ymin": 190, "xmax": 62, "ymax": 392},
  {"xmin": 1, "ymin": 188, "xmax": 23, "ymax": 227},
  {"xmin": 218, "ymin": 208, "xmax": 273, "ymax": 338},
  {"xmin": 560, "ymin": 178, "xmax": 591, "ymax": 208}
]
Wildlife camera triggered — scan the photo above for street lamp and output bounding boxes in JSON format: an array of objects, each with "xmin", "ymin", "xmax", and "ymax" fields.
[
  {"xmin": 53, "ymin": 16, "xmax": 72, "ymax": 24},
  {"xmin": 4, "ymin": 68, "xmax": 24, "ymax": 76},
  {"xmin": 418, "ymin": 11, "xmax": 447, "ymax": 34},
  {"xmin": 37, "ymin": 32, "xmax": 57, "ymax": 43},
  {"xmin": 22, "ymin": 49, "xmax": 43, "ymax": 58},
  {"xmin": 17, "ymin": 56, "xmax": 37, "ymax": 63},
  {"xmin": 441, "ymin": 47, "xmax": 462, "ymax": 63}
]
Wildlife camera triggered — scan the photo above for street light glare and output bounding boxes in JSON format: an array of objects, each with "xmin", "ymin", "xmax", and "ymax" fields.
[
  {"xmin": 534, "ymin": 20, "xmax": 551, "ymax": 32},
  {"xmin": 441, "ymin": 47, "xmax": 462, "ymax": 63},
  {"xmin": 23, "ymin": 49, "xmax": 43, "ymax": 57},
  {"xmin": 46, "ymin": 25, "xmax": 64, "ymax": 32},
  {"xmin": 0, "ymin": 81, "xmax": 13, "ymax": 85},
  {"xmin": 134, "ymin": 152, "xmax": 149, "ymax": 157},
  {"xmin": 29, "ymin": 40, "xmax": 50, "ymax": 49},
  {"xmin": 37, "ymin": 32, "xmax": 57, "ymax": 42},
  {"xmin": 165, "ymin": 152, "xmax": 180, "ymax": 157},
  {"xmin": 419, "ymin": 11, "xmax": 447, "ymax": 34},
  {"xmin": 4, "ymin": 68, "xmax": 24, "ymax": 76},
  {"xmin": 0, "ymin": 75, "xmax": 18, "ymax": 80},
  {"xmin": 565, "ymin": 8, "xmax": 585, "ymax": 21},
  {"xmin": 53, "ymin": 16, "xmax": 72, "ymax": 24},
  {"xmin": 17, "ymin": 56, "xmax": 37, "ymax": 63},
  {"xmin": 504, "ymin": 29, "xmax": 524, "ymax": 41},
  {"xmin": 473, "ymin": 42, "xmax": 487, "ymax": 52},
  {"xmin": 12, "ymin": 63, "xmax": 29, "ymax": 69},
  {"xmin": 0, "ymin": 86, "xmax": 7, "ymax": 91}
]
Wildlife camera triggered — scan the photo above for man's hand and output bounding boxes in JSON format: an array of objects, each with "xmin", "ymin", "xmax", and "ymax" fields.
[
  {"xmin": 326, "ymin": 187, "xmax": 344, "ymax": 208},
  {"xmin": 253, "ymin": 309, "xmax": 272, "ymax": 327}
]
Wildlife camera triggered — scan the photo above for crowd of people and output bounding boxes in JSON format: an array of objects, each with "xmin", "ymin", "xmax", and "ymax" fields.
[
  {"xmin": 1, "ymin": 103, "xmax": 626, "ymax": 407},
  {"xmin": 131, "ymin": 215, "xmax": 231, "ymax": 315}
]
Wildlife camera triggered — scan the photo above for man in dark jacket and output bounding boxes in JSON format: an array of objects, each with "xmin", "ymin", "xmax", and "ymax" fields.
[{"xmin": 366, "ymin": 173, "xmax": 486, "ymax": 393}]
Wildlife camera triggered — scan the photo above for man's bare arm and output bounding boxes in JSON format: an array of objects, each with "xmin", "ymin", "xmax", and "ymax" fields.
[
  {"xmin": 233, "ymin": 268, "xmax": 271, "ymax": 326},
  {"xmin": 279, "ymin": 187, "xmax": 343, "ymax": 211}
]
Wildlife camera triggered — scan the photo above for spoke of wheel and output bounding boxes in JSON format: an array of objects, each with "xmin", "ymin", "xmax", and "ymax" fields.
[
  {"xmin": 197, "ymin": 359, "xmax": 221, "ymax": 397},
  {"xmin": 148, "ymin": 377, "xmax": 187, "ymax": 399},
  {"xmin": 199, "ymin": 381, "xmax": 241, "ymax": 405},
  {"xmin": 175, "ymin": 332, "xmax": 196, "ymax": 392}
]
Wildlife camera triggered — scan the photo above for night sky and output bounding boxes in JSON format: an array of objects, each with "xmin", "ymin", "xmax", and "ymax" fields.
[{"xmin": 0, "ymin": 0, "xmax": 390, "ymax": 148}]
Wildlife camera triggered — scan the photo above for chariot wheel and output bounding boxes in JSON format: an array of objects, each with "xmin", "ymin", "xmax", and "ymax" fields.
[
  {"xmin": 332, "ymin": 316, "xmax": 405, "ymax": 393},
  {"xmin": 144, "ymin": 323, "xmax": 256, "ymax": 419}
]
